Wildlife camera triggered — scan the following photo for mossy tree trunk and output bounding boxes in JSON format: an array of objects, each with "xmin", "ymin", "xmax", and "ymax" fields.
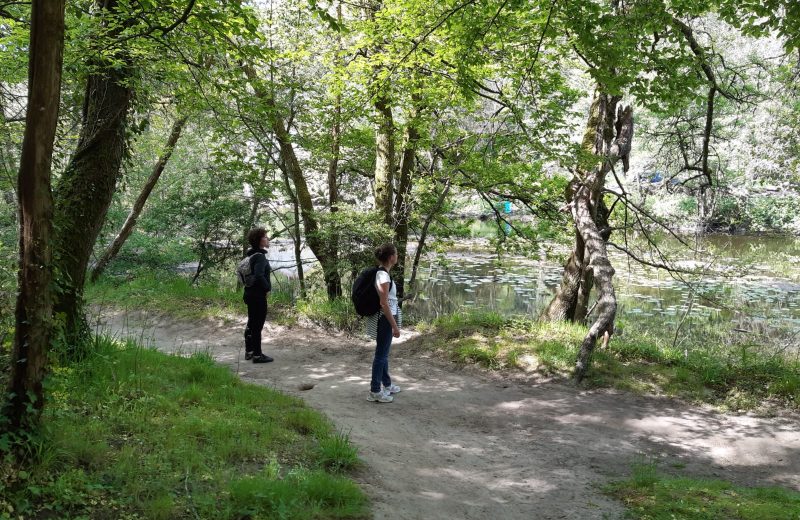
[
  {"xmin": 541, "ymin": 231, "xmax": 585, "ymax": 322},
  {"xmin": 6, "ymin": 0, "xmax": 65, "ymax": 432},
  {"xmin": 324, "ymin": 3, "xmax": 343, "ymax": 298},
  {"xmin": 393, "ymin": 101, "xmax": 421, "ymax": 302},
  {"xmin": 280, "ymin": 165, "xmax": 307, "ymax": 298},
  {"xmin": 52, "ymin": 0, "xmax": 133, "ymax": 347},
  {"xmin": 374, "ymin": 94, "xmax": 394, "ymax": 228}
]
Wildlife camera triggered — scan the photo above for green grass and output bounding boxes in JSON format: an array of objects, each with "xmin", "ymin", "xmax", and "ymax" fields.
[
  {"xmin": 415, "ymin": 311, "xmax": 585, "ymax": 374},
  {"xmin": 87, "ymin": 272, "xmax": 354, "ymax": 331},
  {"xmin": 606, "ymin": 463, "xmax": 800, "ymax": 519},
  {"xmin": 87, "ymin": 271, "xmax": 295, "ymax": 322},
  {"xmin": 295, "ymin": 296, "xmax": 362, "ymax": 334},
  {"xmin": 86, "ymin": 275, "xmax": 800, "ymax": 410},
  {"xmin": 412, "ymin": 310, "xmax": 800, "ymax": 410},
  {"xmin": 0, "ymin": 336, "xmax": 367, "ymax": 519}
]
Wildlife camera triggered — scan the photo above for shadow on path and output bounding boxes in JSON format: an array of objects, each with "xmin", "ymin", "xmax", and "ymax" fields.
[{"xmin": 96, "ymin": 309, "xmax": 800, "ymax": 520}]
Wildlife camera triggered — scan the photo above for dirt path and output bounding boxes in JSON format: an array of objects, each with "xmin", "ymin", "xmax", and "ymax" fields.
[{"xmin": 96, "ymin": 310, "xmax": 800, "ymax": 520}]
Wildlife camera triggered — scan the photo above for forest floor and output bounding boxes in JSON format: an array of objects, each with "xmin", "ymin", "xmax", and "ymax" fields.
[{"xmin": 96, "ymin": 309, "xmax": 800, "ymax": 520}]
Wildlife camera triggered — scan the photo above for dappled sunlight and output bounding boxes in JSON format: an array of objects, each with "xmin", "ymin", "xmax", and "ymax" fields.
[
  {"xmin": 99, "ymin": 310, "xmax": 800, "ymax": 520},
  {"xmin": 429, "ymin": 441, "xmax": 488, "ymax": 456},
  {"xmin": 420, "ymin": 491, "xmax": 446, "ymax": 500},
  {"xmin": 626, "ymin": 413, "xmax": 797, "ymax": 469}
]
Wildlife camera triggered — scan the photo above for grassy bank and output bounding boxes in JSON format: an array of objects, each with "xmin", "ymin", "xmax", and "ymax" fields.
[
  {"xmin": 87, "ymin": 272, "xmax": 295, "ymax": 323},
  {"xmin": 413, "ymin": 311, "xmax": 800, "ymax": 411},
  {"xmin": 606, "ymin": 463, "xmax": 800, "ymax": 519},
  {"xmin": 86, "ymin": 273, "xmax": 800, "ymax": 411},
  {"xmin": 86, "ymin": 272, "xmax": 355, "ymax": 331},
  {"xmin": 0, "ymin": 336, "xmax": 367, "ymax": 519}
]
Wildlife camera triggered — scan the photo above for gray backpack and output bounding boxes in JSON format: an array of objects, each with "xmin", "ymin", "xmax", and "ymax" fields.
[{"xmin": 236, "ymin": 253, "xmax": 263, "ymax": 287}]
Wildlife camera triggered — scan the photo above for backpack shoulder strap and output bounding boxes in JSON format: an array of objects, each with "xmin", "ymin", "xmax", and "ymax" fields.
[{"xmin": 376, "ymin": 266, "xmax": 393, "ymax": 291}]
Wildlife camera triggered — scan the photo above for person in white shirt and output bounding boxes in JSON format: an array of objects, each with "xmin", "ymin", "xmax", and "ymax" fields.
[{"xmin": 366, "ymin": 243, "xmax": 402, "ymax": 403}]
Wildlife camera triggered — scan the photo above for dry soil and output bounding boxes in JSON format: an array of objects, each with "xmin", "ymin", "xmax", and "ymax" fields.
[{"xmin": 96, "ymin": 309, "xmax": 800, "ymax": 520}]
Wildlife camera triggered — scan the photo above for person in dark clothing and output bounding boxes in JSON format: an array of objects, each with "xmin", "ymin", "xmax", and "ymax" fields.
[{"xmin": 243, "ymin": 228, "xmax": 273, "ymax": 363}]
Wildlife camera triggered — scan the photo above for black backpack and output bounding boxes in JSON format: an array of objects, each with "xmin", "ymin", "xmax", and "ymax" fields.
[{"xmin": 351, "ymin": 266, "xmax": 392, "ymax": 317}]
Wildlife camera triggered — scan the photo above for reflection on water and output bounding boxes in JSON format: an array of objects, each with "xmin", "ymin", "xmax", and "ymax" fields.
[
  {"xmin": 402, "ymin": 235, "xmax": 800, "ymax": 334},
  {"xmin": 265, "ymin": 234, "xmax": 800, "ymax": 336}
]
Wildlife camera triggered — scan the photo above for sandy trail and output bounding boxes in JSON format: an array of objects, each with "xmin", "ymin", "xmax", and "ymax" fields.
[{"xmin": 96, "ymin": 309, "xmax": 800, "ymax": 520}]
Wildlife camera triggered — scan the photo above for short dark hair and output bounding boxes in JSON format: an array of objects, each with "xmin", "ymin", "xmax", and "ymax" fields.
[
  {"xmin": 247, "ymin": 228, "xmax": 267, "ymax": 249},
  {"xmin": 375, "ymin": 243, "xmax": 397, "ymax": 263}
]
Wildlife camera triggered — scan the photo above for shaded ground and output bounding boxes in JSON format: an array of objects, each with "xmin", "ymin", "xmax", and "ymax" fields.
[{"xmin": 95, "ymin": 309, "xmax": 800, "ymax": 520}]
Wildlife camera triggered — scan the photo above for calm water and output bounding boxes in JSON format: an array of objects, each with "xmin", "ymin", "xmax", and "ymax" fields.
[
  {"xmin": 268, "ymin": 234, "xmax": 800, "ymax": 335},
  {"xmin": 402, "ymin": 234, "xmax": 800, "ymax": 334}
]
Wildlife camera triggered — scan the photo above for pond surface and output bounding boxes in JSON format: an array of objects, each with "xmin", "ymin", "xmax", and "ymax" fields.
[
  {"xmin": 268, "ymin": 234, "xmax": 800, "ymax": 340},
  {"xmin": 401, "ymin": 234, "xmax": 800, "ymax": 336}
]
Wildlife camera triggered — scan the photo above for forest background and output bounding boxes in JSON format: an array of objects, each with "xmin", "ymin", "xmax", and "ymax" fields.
[{"xmin": 1, "ymin": 0, "xmax": 800, "ymax": 517}]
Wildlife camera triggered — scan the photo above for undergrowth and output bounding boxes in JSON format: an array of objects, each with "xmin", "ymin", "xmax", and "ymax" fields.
[
  {"xmin": 414, "ymin": 311, "xmax": 800, "ymax": 410},
  {"xmin": 0, "ymin": 336, "xmax": 366, "ymax": 519},
  {"xmin": 606, "ymin": 462, "xmax": 800, "ymax": 519},
  {"xmin": 87, "ymin": 272, "xmax": 295, "ymax": 322}
]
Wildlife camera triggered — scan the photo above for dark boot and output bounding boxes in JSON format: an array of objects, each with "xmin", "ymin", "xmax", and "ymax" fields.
[
  {"xmin": 244, "ymin": 326, "xmax": 254, "ymax": 360},
  {"xmin": 252, "ymin": 354, "xmax": 273, "ymax": 363}
]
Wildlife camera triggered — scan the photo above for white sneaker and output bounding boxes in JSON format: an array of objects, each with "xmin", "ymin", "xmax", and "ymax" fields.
[
  {"xmin": 367, "ymin": 390, "xmax": 393, "ymax": 403},
  {"xmin": 384, "ymin": 384, "xmax": 401, "ymax": 394}
]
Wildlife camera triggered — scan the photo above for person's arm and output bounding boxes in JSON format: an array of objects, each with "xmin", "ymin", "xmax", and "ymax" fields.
[
  {"xmin": 252, "ymin": 254, "xmax": 270, "ymax": 292},
  {"xmin": 376, "ymin": 274, "xmax": 400, "ymax": 337},
  {"xmin": 263, "ymin": 257, "xmax": 272, "ymax": 293}
]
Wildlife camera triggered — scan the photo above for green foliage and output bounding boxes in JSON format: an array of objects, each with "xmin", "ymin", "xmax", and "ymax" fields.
[
  {"xmin": 296, "ymin": 296, "xmax": 363, "ymax": 334},
  {"xmin": 87, "ymin": 272, "xmax": 244, "ymax": 320},
  {"xmin": 314, "ymin": 206, "xmax": 394, "ymax": 274},
  {"xmin": 741, "ymin": 196, "xmax": 800, "ymax": 233},
  {"xmin": 0, "ymin": 242, "xmax": 15, "ymax": 354},
  {"xmin": 0, "ymin": 336, "xmax": 367, "ymax": 519},
  {"xmin": 140, "ymin": 160, "xmax": 251, "ymax": 279},
  {"xmin": 413, "ymin": 310, "xmax": 800, "ymax": 409},
  {"xmin": 607, "ymin": 462, "xmax": 800, "ymax": 519},
  {"xmin": 318, "ymin": 431, "xmax": 361, "ymax": 473},
  {"xmin": 708, "ymin": 195, "xmax": 800, "ymax": 233}
]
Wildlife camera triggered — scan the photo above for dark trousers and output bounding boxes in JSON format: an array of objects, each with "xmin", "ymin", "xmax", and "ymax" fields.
[
  {"xmin": 244, "ymin": 296, "xmax": 267, "ymax": 356},
  {"xmin": 370, "ymin": 315, "xmax": 393, "ymax": 393}
]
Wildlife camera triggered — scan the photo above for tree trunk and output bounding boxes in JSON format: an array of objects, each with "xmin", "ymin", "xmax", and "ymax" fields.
[
  {"xmin": 542, "ymin": 91, "xmax": 632, "ymax": 381},
  {"xmin": 374, "ymin": 94, "xmax": 394, "ymax": 227},
  {"xmin": 574, "ymin": 195, "xmax": 613, "ymax": 322},
  {"xmin": 328, "ymin": 3, "xmax": 343, "ymax": 213},
  {"xmin": 52, "ymin": 0, "xmax": 133, "ymax": 347},
  {"xmin": 326, "ymin": 33, "xmax": 341, "ymax": 299},
  {"xmin": 244, "ymin": 65, "xmax": 342, "ymax": 299},
  {"xmin": 6, "ymin": 0, "xmax": 65, "ymax": 432},
  {"xmin": 409, "ymin": 179, "xmax": 451, "ymax": 291},
  {"xmin": 578, "ymin": 97, "xmax": 632, "ymax": 381},
  {"xmin": 90, "ymin": 116, "xmax": 187, "ymax": 282},
  {"xmin": 281, "ymin": 165, "xmax": 306, "ymax": 298},
  {"xmin": 541, "ymin": 230, "xmax": 584, "ymax": 321},
  {"xmin": 328, "ymin": 102, "xmax": 341, "ymax": 209},
  {"xmin": 243, "ymin": 189, "xmax": 261, "ymax": 258},
  {"xmin": 572, "ymin": 184, "xmax": 617, "ymax": 382},
  {"xmin": 393, "ymin": 106, "xmax": 420, "ymax": 302},
  {"xmin": 544, "ymin": 92, "xmax": 619, "ymax": 323}
]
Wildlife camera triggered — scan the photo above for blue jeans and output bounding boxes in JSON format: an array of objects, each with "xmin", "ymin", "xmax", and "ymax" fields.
[{"xmin": 371, "ymin": 315, "xmax": 394, "ymax": 393}]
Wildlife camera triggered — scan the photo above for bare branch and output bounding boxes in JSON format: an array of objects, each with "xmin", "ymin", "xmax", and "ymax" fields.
[{"xmin": 607, "ymin": 241, "xmax": 694, "ymax": 273}]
